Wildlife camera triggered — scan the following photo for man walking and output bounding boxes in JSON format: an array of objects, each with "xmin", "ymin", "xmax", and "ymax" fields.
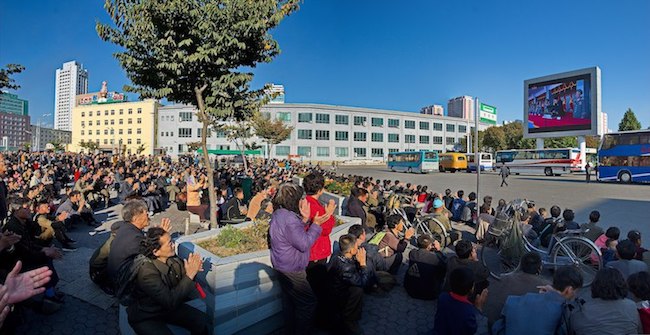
[
  {"xmin": 585, "ymin": 162, "xmax": 592, "ymax": 183},
  {"xmin": 499, "ymin": 163, "xmax": 510, "ymax": 187}
]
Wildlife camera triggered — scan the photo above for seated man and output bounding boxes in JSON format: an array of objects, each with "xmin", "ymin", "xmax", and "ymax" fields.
[
  {"xmin": 56, "ymin": 190, "xmax": 98, "ymax": 227},
  {"xmin": 222, "ymin": 187, "xmax": 248, "ymax": 222},
  {"xmin": 345, "ymin": 187, "xmax": 368, "ymax": 229},
  {"xmin": 34, "ymin": 199, "xmax": 76, "ymax": 251},
  {"xmin": 404, "ymin": 234, "xmax": 446, "ymax": 300},
  {"xmin": 492, "ymin": 267, "xmax": 583, "ymax": 335},
  {"xmin": 328, "ymin": 234, "xmax": 369, "ymax": 335},
  {"xmin": 3, "ymin": 198, "xmax": 63, "ymax": 311},
  {"xmin": 607, "ymin": 239, "xmax": 648, "ymax": 280},
  {"xmin": 485, "ymin": 252, "xmax": 550, "ymax": 326},
  {"xmin": 434, "ymin": 267, "xmax": 488, "ymax": 335},
  {"xmin": 443, "ymin": 240, "xmax": 489, "ymax": 294}
]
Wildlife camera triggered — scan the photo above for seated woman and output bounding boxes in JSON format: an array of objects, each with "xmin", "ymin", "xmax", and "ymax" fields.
[{"xmin": 127, "ymin": 227, "xmax": 208, "ymax": 335}]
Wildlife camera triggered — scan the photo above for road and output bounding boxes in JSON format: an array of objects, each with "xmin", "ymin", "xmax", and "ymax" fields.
[{"xmin": 338, "ymin": 165, "xmax": 650, "ymax": 241}]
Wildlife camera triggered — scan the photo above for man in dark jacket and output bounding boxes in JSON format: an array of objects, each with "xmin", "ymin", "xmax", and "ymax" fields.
[
  {"xmin": 222, "ymin": 187, "xmax": 248, "ymax": 221},
  {"xmin": 443, "ymin": 240, "xmax": 489, "ymax": 294},
  {"xmin": 345, "ymin": 188, "xmax": 368, "ymax": 228},
  {"xmin": 404, "ymin": 234, "xmax": 446, "ymax": 300},
  {"xmin": 328, "ymin": 234, "xmax": 369, "ymax": 335}
]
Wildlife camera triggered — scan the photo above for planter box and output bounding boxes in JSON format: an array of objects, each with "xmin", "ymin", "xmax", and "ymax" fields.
[
  {"xmin": 321, "ymin": 191, "xmax": 348, "ymax": 216},
  {"xmin": 175, "ymin": 216, "xmax": 360, "ymax": 335}
]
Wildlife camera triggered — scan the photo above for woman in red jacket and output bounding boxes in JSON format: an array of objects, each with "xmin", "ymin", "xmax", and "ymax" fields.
[{"xmin": 303, "ymin": 172, "xmax": 337, "ymax": 329}]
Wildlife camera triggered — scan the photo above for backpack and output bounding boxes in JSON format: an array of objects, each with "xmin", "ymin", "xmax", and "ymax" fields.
[
  {"xmin": 115, "ymin": 254, "xmax": 151, "ymax": 306},
  {"xmin": 451, "ymin": 198, "xmax": 466, "ymax": 221}
]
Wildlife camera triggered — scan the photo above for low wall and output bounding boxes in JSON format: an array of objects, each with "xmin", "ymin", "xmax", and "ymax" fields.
[{"xmin": 175, "ymin": 216, "xmax": 360, "ymax": 335}]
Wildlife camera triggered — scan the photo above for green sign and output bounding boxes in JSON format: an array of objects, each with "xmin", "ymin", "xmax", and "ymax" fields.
[{"xmin": 479, "ymin": 103, "xmax": 497, "ymax": 125}]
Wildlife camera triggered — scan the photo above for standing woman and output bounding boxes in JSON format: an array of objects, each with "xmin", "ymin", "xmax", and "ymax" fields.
[
  {"xmin": 269, "ymin": 183, "xmax": 326, "ymax": 334},
  {"xmin": 186, "ymin": 173, "xmax": 208, "ymax": 221},
  {"xmin": 127, "ymin": 227, "xmax": 208, "ymax": 335}
]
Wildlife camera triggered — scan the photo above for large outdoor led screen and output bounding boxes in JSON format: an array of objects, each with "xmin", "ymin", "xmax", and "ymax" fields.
[{"xmin": 523, "ymin": 67, "xmax": 601, "ymax": 138}]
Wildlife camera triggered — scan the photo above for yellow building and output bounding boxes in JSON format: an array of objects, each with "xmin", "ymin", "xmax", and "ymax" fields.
[{"xmin": 70, "ymin": 98, "xmax": 159, "ymax": 155}]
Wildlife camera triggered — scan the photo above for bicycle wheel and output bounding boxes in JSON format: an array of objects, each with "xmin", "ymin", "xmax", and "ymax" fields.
[
  {"xmin": 480, "ymin": 237, "xmax": 520, "ymax": 279},
  {"xmin": 419, "ymin": 218, "xmax": 450, "ymax": 247},
  {"xmin": 551, "ymin": 236, "xmax": 602, "ymax": 287}
]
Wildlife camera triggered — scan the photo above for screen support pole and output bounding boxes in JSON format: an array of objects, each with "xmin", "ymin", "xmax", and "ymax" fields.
[
  {"xmin": 536, "ymin": 138, "xmax": 544, "ymax": 150},
  {"xmin": 475, "ymin": 97, "xmax": 480, "ymax": 202},
  {"xmin": 578, "ymin": 136, "xmax": 586, "ymax": 170}
]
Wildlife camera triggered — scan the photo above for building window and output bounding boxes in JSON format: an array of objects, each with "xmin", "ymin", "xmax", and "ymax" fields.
[
  {"xmin": 128, "ymin": 118, "xmax": 132, "ymax": 124},
  {"xmin": 89, "ymin": 121, "xmax": 93, "ymax": 126},
  {"xmin": 316, "ymin": 147, "xmax": 330, "ymax": 157},
  {"xmin": 111, "ymin": 110, "xmax": 115, "ymax": 115},
  {"xmin": 136, "ymin": 139, "xmax": 141, "ymax": 144},
  {"xmin": 137, "ymin": 118, "xmax": 142, "ymax": 124},
  {"xmin": 104, "ymin": 120, "xmax": 108, "ymax": 125},
  {"xmin": 389, "ymin": 148, "xmax": 399, "ymax": 153},
  {"xmin": 216, "ymin": 131, "xmax": 226, "ymax": 138},
  {"xmin": 297, "ymin": 129, "xmax": 312, "ymax": 140},
  {"xmin": 89, "ymin": 111, "xmax": 93, "ymax": 117},
  {"xmin": 371, "ymin": 133, "xmax": 383, "ymax": 142},
  {"xmin": 170, "ymin": 116, "xmax": 174, "ymax": 121},
  {"xmin": 432, "ymin": 136, "xmax": 443, "ymax": 144},
  {"xmin": 119, "ymin": 129, "xmax": 123, "ymax": 135},
  {"xmin": 128, "ymin": 109, "xmax": 133, "ymax": 114},
  {"xmin": 335, "ymin": 147, "xmax": 349, "ymax": 157},
  {"xmin": 298, "ymin": 113, "xmax": 312, "ymax": 123},
  {"xmin": 315, "ymin": 130, "xmax": 329, "ymax": 140},
  {"xmin": 110, "ymin": 120, "xmax": 114, "ymax": 125},
  {"xmin": 405, "ymin": 135, "xmax": 415, "ymax": 143},
  {"xmin": 388, "ymin": 133, "xmax": 399, "ymax": 143},
  {"xmin": 161, "ymin": 131, "xmax": 164, "ymax": 137},
  {"xmin": 419, "ymin": 135, "xmax": 430, "ymax": 144},
  {"xmin": 420, "ymin": 121, "xmax": 429, "ymax": 130},
  {"xmin": 127, "ymin": 139, "xmax": 132, "ymax": 145},
  {"xmin": 81, "ymin": 121, "xmax": 85, "ymax": 127},
  {"xmin": 137, "ymin": 108, "xmax": 142, "ymax": 114},
  {"xmin": 178, "ymin": 144, "xmax": 184, "ymax": 153},
  {"xmin": 137, "ymin": 128, "xmax": 141, "ymax": 135},
  {"xmin": 119, "ymin": 119, "xmax": 123, "ymax": 125},
  {"xmin": 353, "ymin": 116, "xmax": 366, "ymax": 126},
  {"xmin": 276, "ymin": 146, "xmax": 290, "ymax": 156},
  {"xmin": 388, "ymin": 119, "xmax": 399, "ymax": 128},
  {"xmin": 104, "ymin": 129, "xmax": 108, "ymax": 135},
  {"xmin": 81, "ymin": 130, "xmax": 84, "ymax": 135},
  {"xmin": 127, "ymin": 129, "xmax": 132, "ymax": 135},
  {"xmin": 277, "ymin": 112, "xmax": 291, "ymax": 122},
  {"xmin": 335, "ymin": 131, "xmax": 348, "ymax": 141},
  {"xmin": 371, "ymin": 118, "xmax": 384, "ymax": 127},
  {"xmin": 459, "ymin": 125, "xmax": 467, "ymax": 133},
  {"xmin": 315, "ymin": 113, "xmax": 330, "ymax": 124},
  {"xmin": 110, "ymin": 129, "xmax": 114, "ymax": 135},
  {"xmin": 353, "ymin": 148, "xmax": 366, "ymax": 158},
  {"xmin": 335, "ymin": 115, "xmax": 349, "ymax": 125},
  {"xmin": 197, "ymin": 128, "xmax": 202, "ymax": 137},
  {"xmin": 433, "ymin": 123, "xmax": 443, "ymax": 131},
  {"xmin": 179, "ymin": 128, "xmax": 192, "ymax": 138},
  {"xmin": 446, "ymin": 137, "xmax": 455, "ymax": 145},
  {"xmin": 119, "ymin": 109, "xmax": 123, "ymax": 115},
  {"xmin": 446, "ymin": 124, "xmax": 455, "ymax": 132},
  {"xmin": 297, "ymin": 146, "xmax": 311, "ymax": 157},
  {"xmin": 104, "ymin": 139, "xmax": 108, "ymax": 145},
  {"xmin": 405, "ymin": 120, "xmax": 416, "ymax": 129},
  {"xmin": 104, "ymin": 110, "xmax": 109, "ymax": 116},
  {"xmin": 371, "ymin": 148, "xmax": 384, "ymax": 158},
  {"xmin": 180, "ymin": 112, "xmax": 192, "ymax": 122},
  {"xmin": 81, "ymin": 112, "xmax": 85, "ymax": 117},
  {"xmin": 354, "ymin": 132, "xmax": 367, "ymax": 142}
]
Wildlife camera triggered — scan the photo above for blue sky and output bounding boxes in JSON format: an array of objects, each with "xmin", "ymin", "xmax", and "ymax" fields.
[{"xmin": 1, "ymin": 0, "xmax": 649, "ymax": 130}]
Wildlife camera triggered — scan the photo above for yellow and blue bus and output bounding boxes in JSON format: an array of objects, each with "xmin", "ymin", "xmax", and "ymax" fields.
[
  {"xmin": 387, "ymin": 151, "xmax": 439, "ymax": 173},
  {"xmin": 598, "ymin": 130, "xmax": 650, "ymax": 183}
]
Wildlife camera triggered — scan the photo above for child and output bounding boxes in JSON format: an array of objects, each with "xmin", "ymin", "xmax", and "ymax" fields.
[
  {"xmin": 595, "ymin": 226, "xmax": 620, "ymax": 250},
  {"xmin": 602, "ymin": 238, "xmax": 618, "ymax": 265}
]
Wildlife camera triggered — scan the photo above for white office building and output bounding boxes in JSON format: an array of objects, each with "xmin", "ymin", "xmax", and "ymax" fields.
[
  {"xmin": 157, "ymin": 103, "xmax": 491, "ymax": 161},
  {"xmin": 54, "ymin": 61, "xmax": 88, "ymax": 131}
]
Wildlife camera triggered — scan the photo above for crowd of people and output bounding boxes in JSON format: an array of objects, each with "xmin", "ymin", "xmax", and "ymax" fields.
[{"xmin": 0, "ymin": 151, "xmax": 649, "ymax": 335}]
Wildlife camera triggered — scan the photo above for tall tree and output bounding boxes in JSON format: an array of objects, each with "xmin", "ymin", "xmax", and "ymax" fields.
[
  {"xmin": 544, "ymin": 136, "xmax": 577, "ymax": 148},
  {"xmin": 97, "ymin": 0, "xmax": 299, "ymax": 227},
  {"xmin": 251, "ymin": 112, "xmax": 293, "ymax": 158},
  {"xmin": 502, "ymin": 122, "xmax": 535, "ymax": 149},
  {"xmin": 618, "ymin": 108, "xmax": 642, "ymax": 131},
  {"xmin": 0, "ymin": 64, "xmax": 25, "ymax": 91},
  {"xmin": 481, "ymin": 126, "xmax": 507, "ymax": 152}
]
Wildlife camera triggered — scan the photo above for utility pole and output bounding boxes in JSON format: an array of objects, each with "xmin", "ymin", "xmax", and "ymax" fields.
[{"xmin": 475, "ymin": 97, "xmax": 480, "ymax": 201}]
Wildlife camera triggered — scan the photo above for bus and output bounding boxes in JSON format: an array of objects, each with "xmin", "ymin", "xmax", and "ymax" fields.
[
  {"xmin": 438, "ymin": 152, "xmax": 468, "ymax": 173},
  {"xmin": 597, "ymin": 130, "xmax": 650, "ymax": 183},
  {"xmin": 495, "ymin": 148, "xmax": 582, "ymax": 176},
  {"xmin": 466, "ymin": 153, "xmax": 493, "ymax": 172},
  {"xmin": 387, "ymin": 151, "xmax": 439, "ymax": 173}
]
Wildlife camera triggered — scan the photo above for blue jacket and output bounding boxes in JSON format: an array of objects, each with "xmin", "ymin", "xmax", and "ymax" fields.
[
  {"xmin": 434, "ymin": 292, "xmax": 486, "ymax": 335},
  {"xmin": 269, "ymin": 208, "xmax": 321, "ymax": 273},
  {"xmin": 492, "ymin": 291, "xmax": 566, "ymax": 335}
]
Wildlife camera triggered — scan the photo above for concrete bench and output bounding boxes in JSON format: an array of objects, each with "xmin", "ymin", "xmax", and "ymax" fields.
[{"xmin": 119, "ymin": 299, "xmax": 207, "ymax": 335}]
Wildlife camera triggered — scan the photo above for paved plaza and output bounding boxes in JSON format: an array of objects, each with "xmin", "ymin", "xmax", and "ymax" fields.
[{"xmin": 16, "ymin": 169, "xmax": 649, "ymax": 335}]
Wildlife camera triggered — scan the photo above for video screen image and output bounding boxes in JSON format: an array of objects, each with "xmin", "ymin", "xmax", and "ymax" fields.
[{"xmin": 527, "ymin": 74, "xmax": 591, "ymax": 133}]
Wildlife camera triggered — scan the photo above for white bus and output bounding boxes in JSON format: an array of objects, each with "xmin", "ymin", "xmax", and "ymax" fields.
[
  {"xmin": 495, "ymin": 148, "xmax": 582, "ymax": 176},
  {"xmin": 466, "ymin": 153, "xmax": 493, "ymax": 172}
]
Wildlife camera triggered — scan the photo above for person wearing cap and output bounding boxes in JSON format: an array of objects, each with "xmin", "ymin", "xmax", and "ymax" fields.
[{"xmin": 429, "ymin": 198, "xmax": 452, "ymax": 237}]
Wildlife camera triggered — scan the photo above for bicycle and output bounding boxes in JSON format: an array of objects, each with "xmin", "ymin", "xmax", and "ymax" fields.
[
  {"xmin": 383, "ymin": 192, "xmax": 452, "ymax": 247},
  {"xmin": 480, "ymin": 199, "xmax": 602, "ymax": 287}
]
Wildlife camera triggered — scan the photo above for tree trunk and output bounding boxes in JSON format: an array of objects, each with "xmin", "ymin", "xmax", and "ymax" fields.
[{"xmin": 195, "ymin": 86, "xmax": 218, "ymax": 229}]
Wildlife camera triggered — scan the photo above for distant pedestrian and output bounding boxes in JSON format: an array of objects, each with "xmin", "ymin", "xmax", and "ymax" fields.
[
  {"xmin": 499, "ymin": 163, "xmax": 510, "ymax": 187},
  {"xmin": 585, "ymin": 162, "xmax": 592, "ymax": 183}
]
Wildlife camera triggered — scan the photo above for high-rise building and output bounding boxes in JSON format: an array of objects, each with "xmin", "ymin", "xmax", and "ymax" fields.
[
  {"xmin": 55, "ymin": 61, "xmax": 88, "ymax": 131},
  {"xmin": 600, "ymin": 112, "xmax": 608, "ymax": 135},
  {"xmin": 420, "ymin": 105, "xmax": 444, "ymax": 116},
  {"xmin": 0, "ymin": 92, "xmax": 31, "ymax": 150},
  {"xmin": 447, "ymin": 96, "xmax": 474, "ymax": 120}
]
